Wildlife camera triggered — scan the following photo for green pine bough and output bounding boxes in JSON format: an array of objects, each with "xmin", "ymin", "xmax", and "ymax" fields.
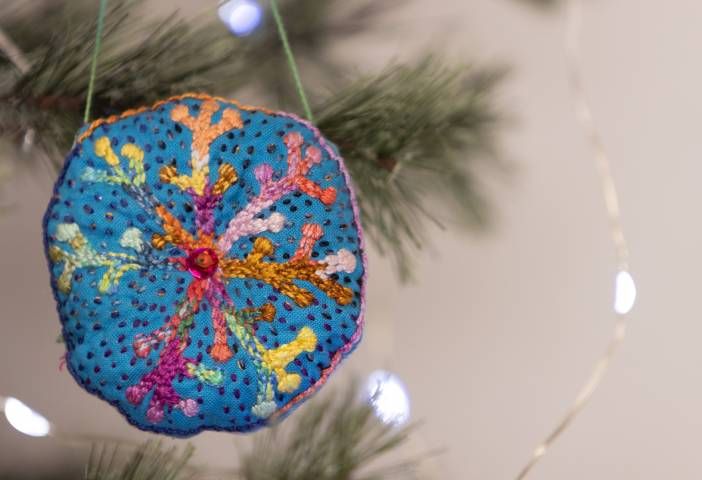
[
  {"xmin": 316, "ymin": 59, "xmax": 505, "ymax": 278},
  {"xmin": 0, "ymin": 0, "xmax": 505, "ymax": 278},
  {"xmin": 82, "ymin": 383, "xmax": 420, "ymax": 480}
]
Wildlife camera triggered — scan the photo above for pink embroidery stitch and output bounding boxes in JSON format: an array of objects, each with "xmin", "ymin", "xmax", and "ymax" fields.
[{"xmin": 216, "ymin": 132, "xmax": 335, "ymax": 253}]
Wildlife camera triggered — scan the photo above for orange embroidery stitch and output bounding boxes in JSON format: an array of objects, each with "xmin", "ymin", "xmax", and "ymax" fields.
[
  {"xmin": 170, "ymin": 100, "xmax": 243, "ymax": 158},
  {"xmin": 219, "ymin": 235, "xmax": 354, "ymax": 307}
]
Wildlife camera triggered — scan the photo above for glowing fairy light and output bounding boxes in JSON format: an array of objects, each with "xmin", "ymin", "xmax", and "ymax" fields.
[
  {"xmin": 365, "ymin": 370, "xmax": 410, "ymax": 425},
  {"xmin": 218, "ymin": 0, "xmax": 263, "ymax": 37},
  {"xmin": 614, "ymin": 270, "xmax": 636, "ymax": 315},
  {"xmin": 3, "ymin": 397, "xmax": 51, "ymax": 437}
]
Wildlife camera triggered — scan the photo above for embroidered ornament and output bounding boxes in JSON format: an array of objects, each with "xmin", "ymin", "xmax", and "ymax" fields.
[{"xmin": 43, "ymin": 94, "xmax": 366, "ymax": 436}]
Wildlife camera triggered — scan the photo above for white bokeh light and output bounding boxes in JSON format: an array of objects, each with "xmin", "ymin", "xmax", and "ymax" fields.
[
  {"xmin": 218, "ymin": 0, "xmax": 263, "ymax": 37},
  {"xmin": 365, "ymin": 370, "xmax": 410, "ymax": 425},
  {"xmin": 614, "ymin": 270, "xmax": 637, "ymax": 315},
  {"xmin": 3, "ymin": 397, "xmax": 51, "ymax": 437}
]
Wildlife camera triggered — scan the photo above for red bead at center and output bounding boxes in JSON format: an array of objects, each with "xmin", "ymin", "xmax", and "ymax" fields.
[{"xmin": 186, "ymin": 248, "xmax": 219, "ymax": 279}]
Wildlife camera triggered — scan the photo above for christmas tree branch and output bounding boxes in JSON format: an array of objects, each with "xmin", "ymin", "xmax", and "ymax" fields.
[
  {"xmin": 74, "ymin": 383, "xmax": 423, "ymax": 480},
  {"xmin": 238, "ymin": 382, "xmax": 422, "ymax": 480},
  {"xmin": 0, "ymin": 1, "xmax": 506, "ymax": 279},
  {"xmin": 0, "ymin": 0, "xmax": 386, "ymax": 161},
  {"xmin": 316, "ymin": 57, "xmax": 506, "ymax": 279},
  {"xmin": 85, "ymin": 442, "xmax": 196, "ymax": 480}
]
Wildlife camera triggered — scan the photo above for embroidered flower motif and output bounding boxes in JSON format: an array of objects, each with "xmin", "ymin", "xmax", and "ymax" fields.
[{"xmin": 45, "ymin": 95, "xmax": 365, "ymax": 436}]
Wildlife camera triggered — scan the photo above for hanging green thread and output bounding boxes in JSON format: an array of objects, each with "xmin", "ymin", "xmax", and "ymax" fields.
[
  {"xmin": 269, "ymin": 0, "xmax": 314, "ymax": 122},
  {"xmin": 83, "ymin": 0, "xmax": 109, "ymax": 124}
]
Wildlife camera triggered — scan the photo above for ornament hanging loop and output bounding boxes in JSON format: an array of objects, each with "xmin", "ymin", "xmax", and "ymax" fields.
[
  {"xmin": 269, "ymin": 0, "xmax": 315, "ymax": 122},
  {"xmin": 84, "ymin": 0, "xmax": 109, "ymax": 124}
]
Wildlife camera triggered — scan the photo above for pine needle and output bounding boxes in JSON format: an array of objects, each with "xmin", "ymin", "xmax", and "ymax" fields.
[
  {"xmin": 85, "ymin": 442, "xmax": 195, "ymax": 480},
  {"xmin": 75, "ymin": 384, "xmax": 424, "ymax": 480},
  {"xmin": 238, "ymin": 382, "xmax": 422, "ymax": 480}
]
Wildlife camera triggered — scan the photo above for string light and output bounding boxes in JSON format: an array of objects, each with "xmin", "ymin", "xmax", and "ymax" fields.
[
  {"xmin": 515, "ymin": 0, "xmax": 634, "ymax": 478},
  {"xmin": 365, "ymin": 370, "xmax": 411, "ymax": 426},
  {"xmin": 614, "ymin": 270, "xmax": 636, "ymax": 315},
  {"xmin": 218, "ymin": 0, "xmax": 263, "ymax": 37},
  {"xmin": 2, "ymin": 397, "xmax": 51, "ymax": 437}
]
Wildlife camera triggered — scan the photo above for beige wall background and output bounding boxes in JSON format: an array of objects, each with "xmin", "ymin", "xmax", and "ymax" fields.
[{"xmin": 1, "ymin": 0, "xmax": 700, "ymax": 478}]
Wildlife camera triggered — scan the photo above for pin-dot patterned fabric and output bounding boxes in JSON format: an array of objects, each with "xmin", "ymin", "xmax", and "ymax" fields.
[{"xmin": 43, "ymin": 94, "xmax": 366, "ymax": 436}]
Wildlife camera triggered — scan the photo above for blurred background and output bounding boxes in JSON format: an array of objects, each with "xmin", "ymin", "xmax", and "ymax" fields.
[{"xmin": 1, "ymin": 0, "xmax": 699, "ymax": 478}]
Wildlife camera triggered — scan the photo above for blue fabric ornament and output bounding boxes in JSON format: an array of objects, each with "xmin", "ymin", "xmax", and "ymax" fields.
[{"xmin": 43, "ymin": 94, "xmax": 366, "ymax": 436}]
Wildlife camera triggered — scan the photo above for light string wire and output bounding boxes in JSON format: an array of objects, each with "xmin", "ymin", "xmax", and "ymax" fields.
[
  {"xmin": 514, "ymin": 0, "xmax": 631, "ymax": 478},
  {"xmin": 269, "ymin": 0, "xmax": 315, "ymax": 123},
  {"xmin": 83, "ymin": 0, "xmax": 109, "ymax": 124}
]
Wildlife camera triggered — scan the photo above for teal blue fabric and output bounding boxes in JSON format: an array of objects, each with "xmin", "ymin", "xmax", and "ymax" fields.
[{"xmin": 43, "ymin": 96, "xmax": 366, "ymax": 436}]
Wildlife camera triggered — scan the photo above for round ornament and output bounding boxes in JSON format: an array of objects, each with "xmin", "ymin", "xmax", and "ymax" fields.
[{"xmin": 43, "ymin": 94, "xmax": 366, "ymax": 436}]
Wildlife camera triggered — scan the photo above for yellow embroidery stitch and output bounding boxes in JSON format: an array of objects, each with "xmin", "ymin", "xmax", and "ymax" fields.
[
  {"xmin": 261, "ymin": 326, "xmax": 317, "ymax": 393},
  {"xmin": 212, "ymin": 164, "xmax": 238, "ymax": 196},
  {"xmin": 94, "ymin": 136, "xmax": 120, "ymax": 166}
]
